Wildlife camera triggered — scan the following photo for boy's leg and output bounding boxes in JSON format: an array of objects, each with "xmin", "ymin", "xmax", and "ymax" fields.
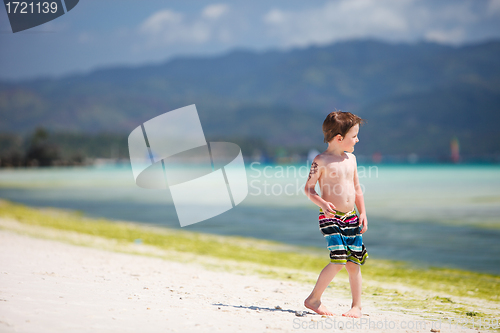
[
  {"xmin": 343, "ymin": 261, "xmax": 362, "ymax": 318},
  {"xmin": 304, "ymin": 263, "xmax": 344, "ymax": 315}
]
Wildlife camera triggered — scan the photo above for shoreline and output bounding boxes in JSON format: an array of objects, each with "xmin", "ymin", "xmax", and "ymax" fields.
[
  {"xmin": 0, "ymin": 199, "xmax": 498, "ymax": 322},
  {"xmin": 0, "ymin": 193, "xmax": 499, "ymax": 275}
]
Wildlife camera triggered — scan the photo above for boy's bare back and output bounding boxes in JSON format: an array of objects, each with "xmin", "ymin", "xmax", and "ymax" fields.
[{"xmin": 309, "ymin": 152, "xmax": 358, "ymax": 213}]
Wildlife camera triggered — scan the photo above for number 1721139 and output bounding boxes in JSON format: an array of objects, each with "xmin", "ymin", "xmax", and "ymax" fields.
[{"xmin": 5, "ymin": 2, "xmax": 58, "ymax": 14}]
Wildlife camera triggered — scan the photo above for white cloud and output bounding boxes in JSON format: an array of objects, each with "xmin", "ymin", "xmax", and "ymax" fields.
[
  {"xmin": 263, "ymin": 0, "xmax": 410, "ymax": 47},
  {"xmin": 264, "ymin": 9, "xmax": 286, "ymax": 24},
  {"xmin": 140, "ymin": 10, "xmax": 183, "ymax": 35},
  {"xmin": 202, "ymin": 4, "xmax": 229, "ymax": 20},
  {"xmin": 487, "ymin": 0, "xmax": 500, "ymax": 16},
  {"xmin": 425, "ymin": 28, "xmax": 465, "ymax": 44},
  {"xmin": 263, "ymin": 0, "xmax": 485, "ymax": 46},
  {"xmin": 139, "ymin": 9, "xmax": 211, "ymax": 45},
  {"xmin": 138, "ymin": 6, "xmax": 236, "ymax": 47},
  {"xmin": 133, "ymin": 1, "xmax": 500, "ymax": 54}
]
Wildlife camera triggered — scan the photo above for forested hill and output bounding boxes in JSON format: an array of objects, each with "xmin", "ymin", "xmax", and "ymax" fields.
[{"xmin": 1, "ymin": 39, "xmax": 499, "ymax": 157}]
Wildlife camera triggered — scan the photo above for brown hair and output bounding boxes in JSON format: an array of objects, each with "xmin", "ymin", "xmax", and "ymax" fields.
[{"xmin": 323, "ymin": 111, "xmax": 365, "ymax": 143}]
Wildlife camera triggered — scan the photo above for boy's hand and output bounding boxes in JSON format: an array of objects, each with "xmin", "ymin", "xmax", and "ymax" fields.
[
  {"xmin": 359, "ymin": 213, "xmax": 368, "ymax": 234},
  {"xmin": 321, "ymin": 202, "xmax": 337, "ymax": 217}
]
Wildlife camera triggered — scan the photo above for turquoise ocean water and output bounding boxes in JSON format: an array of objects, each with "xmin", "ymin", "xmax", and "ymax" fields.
[{"xmin": 0, "ymin": 163, "xmax": 499, "ymax": 274}]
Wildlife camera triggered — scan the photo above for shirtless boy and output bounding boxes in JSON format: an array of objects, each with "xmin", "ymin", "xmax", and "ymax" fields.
[{"xmin": 304, "ymin": 111, "xmax": 368, "ymax": 318}]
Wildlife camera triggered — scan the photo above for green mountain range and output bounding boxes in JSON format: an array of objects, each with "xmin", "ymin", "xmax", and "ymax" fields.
[{"xmin": 1, "ymin": 39, "xmax": 499, "ymax": 159}]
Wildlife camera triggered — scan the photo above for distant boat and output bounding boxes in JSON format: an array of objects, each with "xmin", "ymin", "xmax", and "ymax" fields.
[
  {"xmin": 451, "ymin": 137, "xmax": 460, "ymax": 163},
  {"xmin": 372, "ymin": 152, "xmax": 382, "ymax": 164}
]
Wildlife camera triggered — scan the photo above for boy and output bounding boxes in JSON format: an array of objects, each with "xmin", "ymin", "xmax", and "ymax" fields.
[{"xmin": 304, "ymin": 111, "xmax": 368, "ymax": 318}]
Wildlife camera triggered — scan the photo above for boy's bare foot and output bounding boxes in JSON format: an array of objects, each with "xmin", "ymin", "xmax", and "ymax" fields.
[
  {"xmin": 342, "ymin": 306, "xmax": 362, "ymax": 318},
  {"xmin": 304, "ymin": 297, "xmax": 334, "ymax": 316}
]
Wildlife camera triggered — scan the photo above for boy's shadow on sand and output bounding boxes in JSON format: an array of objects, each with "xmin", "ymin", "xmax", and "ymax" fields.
[{"xmin": 213, "ymin": 303, "xmax": 314, "ymax": 316}]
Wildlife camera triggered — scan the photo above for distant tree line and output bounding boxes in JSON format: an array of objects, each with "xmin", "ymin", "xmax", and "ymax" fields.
[
  {"xmin": 0, "ymin": 128, "xmax": 312, "ymax": 168},
  {"xmin": 0, "ymin": 128, "xmax": 130, "ymax": 167},
  {"xmin": 3, "ymin": 128, "xmax": 498, "ymax": 167}
]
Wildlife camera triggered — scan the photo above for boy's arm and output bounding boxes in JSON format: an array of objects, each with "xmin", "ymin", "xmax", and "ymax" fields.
[
  {"xmin": 304, "ymin": 156, "xmax": 337, "ymax": 217},
  {"xmin": 353, "ymin": 155, "xmax": 368, "ymax": 234}
]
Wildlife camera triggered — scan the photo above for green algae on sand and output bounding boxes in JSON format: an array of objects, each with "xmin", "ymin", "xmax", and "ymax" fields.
[{"xmin": 0, "ymin": 199, "xmax": 498, "ymax": 318}]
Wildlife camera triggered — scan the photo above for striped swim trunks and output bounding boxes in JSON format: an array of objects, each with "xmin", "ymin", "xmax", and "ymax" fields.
[{"xmin": 319, "ymin": 208, "xmax": 368, "ymax": 265}]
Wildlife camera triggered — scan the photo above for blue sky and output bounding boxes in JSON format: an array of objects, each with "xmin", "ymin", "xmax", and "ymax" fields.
[{"xmin": 1, "ymin": 0, "xmax": 500, "ymax": 80}]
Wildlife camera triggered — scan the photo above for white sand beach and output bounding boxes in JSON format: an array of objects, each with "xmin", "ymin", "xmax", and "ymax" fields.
[{"xmin": 0, "ymin": 225, "xmax": 482, "ymax": 333}]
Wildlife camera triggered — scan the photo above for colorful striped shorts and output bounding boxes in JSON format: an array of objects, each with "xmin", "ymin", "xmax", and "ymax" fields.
[{"xmin": 319, "ymin": 208, "xmax": 368, "ymax": 265}]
